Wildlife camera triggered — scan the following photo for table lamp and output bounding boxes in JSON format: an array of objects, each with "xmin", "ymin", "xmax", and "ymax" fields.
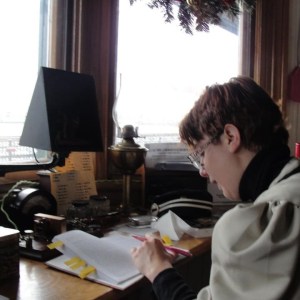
[{"xmin": 109, "ymin": 125, "xmax": 148, "ymax": 214}]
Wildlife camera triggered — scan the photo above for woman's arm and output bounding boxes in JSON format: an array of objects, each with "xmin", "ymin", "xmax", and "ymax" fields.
[
  {"xmin": 130, "ymin": 235, "xmax": 197, "ymax": 300},
  {"xmin": 152, "ymin": 268, "xmax": 197, "ymax": 300}
]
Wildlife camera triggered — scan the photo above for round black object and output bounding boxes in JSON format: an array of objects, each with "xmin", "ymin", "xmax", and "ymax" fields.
[{"xmin": 5, "ymin": 188, "xmax": 57, "ymax": 233}]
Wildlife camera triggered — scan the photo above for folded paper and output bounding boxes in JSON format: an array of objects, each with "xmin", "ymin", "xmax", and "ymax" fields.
[{"xmin": 151, "ymin": 210, "xmax": 213, "ymax": 241}]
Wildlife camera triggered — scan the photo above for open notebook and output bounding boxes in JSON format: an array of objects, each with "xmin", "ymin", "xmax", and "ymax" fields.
[{"xmin": 45, "ymin": 230, "xmax": 143, "ymax": 290}]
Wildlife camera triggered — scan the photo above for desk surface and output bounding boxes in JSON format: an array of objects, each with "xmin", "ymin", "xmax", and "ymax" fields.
[{"xmin": 0, "ymin": 235, "xmax": 211, "ymax": 300}]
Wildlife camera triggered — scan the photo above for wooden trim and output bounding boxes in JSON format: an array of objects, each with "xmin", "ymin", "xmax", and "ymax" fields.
[
  {"xmin": 253, "ymin": 0, "xmax": 289, "ymax": 113},
  {"xmin": 74, "ymin": 0, "xmax": 118, "ymax": 180},
  {"xmin": 239, "ymin": 5, "xmax": 255, "ymax": 76},
  {"xmin": 48, "ymin": 0, "xmax": 69, "ymax": 69},
  {"xmin": 49, "ymin": 0, "xmax": 119, "ymax": 179}
]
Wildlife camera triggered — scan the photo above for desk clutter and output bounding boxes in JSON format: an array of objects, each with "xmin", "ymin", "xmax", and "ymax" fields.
[
  {"xmin": 0, "ymin": 203, "xmax": 214, "ymax": 293},
  {"xmin": 2, "ymin": 185, "xmax": 219, "ymax": 263},
  {"xmin": 44, "ymin": 211, "xmax": 213, "ymax": 290},
  {"xmin": 18, "ymin": 213, "xmax": 65, "ymax": 261},
  {"xmin": 65, "ymin": 196, "xmax": 116, "ymax": 234},
  {"xmin": 16, "ymin": 194, "xmax": 122, "ymax": 261}
]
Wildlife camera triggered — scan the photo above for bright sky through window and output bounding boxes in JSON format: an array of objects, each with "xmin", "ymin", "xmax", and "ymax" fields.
[
  {"xmin": 0, "ymin": 0, "xmax": 50, "ymax": 164},
  {"xmin": 115, "ymin": 1, "xmax": 240, "ymax": 143},
  {"xmin": 0, "ymin": 1, "xmax": 40, "ymax": 136}
]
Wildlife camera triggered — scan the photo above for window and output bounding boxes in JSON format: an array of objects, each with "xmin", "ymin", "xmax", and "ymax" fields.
[
  {"xmin": 0, "ymin": 0, "xmax": 52, "ymax": 168},
  {"xmin": 115, "ymin": 1, "xmax": 242, "ymax": 145}
]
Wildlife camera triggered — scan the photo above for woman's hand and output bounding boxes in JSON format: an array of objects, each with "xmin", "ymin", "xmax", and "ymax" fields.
[{"xmin": 130, "ymin": 232, "xmax": 177, "ymax": 282}]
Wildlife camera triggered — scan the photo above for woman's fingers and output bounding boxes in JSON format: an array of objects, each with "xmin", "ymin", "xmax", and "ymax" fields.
[{"xmin": 145, "ymin": 231, "xmax": 161, "ymax": 239}]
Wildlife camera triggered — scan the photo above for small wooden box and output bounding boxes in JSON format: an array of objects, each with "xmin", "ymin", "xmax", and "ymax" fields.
[{"xmin": 0, "ymin": 227, "xmax": 20, "ymax": 281}]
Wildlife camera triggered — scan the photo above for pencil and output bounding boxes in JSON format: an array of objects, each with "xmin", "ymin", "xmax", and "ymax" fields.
[{"xmin": 132, "ymin": 235, "xmax": 193, "ymax": 257}]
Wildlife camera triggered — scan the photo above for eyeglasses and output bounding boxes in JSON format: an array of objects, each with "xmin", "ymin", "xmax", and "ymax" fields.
[{"xmin": 187, "ymin": 136, "xmax": 218, "ymax": 170}]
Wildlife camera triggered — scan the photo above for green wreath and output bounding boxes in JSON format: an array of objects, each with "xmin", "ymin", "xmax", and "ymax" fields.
[{"xmin": 129, "ymin": 0, "xmax": 256, "ymax": 33}]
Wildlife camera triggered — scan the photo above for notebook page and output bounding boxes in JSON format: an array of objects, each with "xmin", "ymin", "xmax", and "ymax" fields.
[
  {"xmin": 46, "ymin": 254, "xmax": 143, "ymax": 290},
  {"xmin": 53, "ymin": 230, "xmax": 141, "ymax": 283}
]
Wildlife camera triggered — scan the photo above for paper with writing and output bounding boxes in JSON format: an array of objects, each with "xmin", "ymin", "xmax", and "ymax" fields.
[{"xmin": 48, "ymin": 152, "xmax": 97, "ymax": 215}]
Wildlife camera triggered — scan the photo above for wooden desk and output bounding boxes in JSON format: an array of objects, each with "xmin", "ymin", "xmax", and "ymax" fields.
[{"xmin": 0, "ymin": 236, "xmax": 211, "ymax": 300}]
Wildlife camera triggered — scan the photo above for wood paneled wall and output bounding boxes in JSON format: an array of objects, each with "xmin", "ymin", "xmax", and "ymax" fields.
[
  {"xmin": 253, "ymin": 0, "xmax": 289, "ymax": 110},
  {"xmin": 286, "ymin": 0, "xmax": 300, "ymax": 154}
]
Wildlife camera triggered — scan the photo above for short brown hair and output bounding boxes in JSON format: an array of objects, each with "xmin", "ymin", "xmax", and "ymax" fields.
[{"xmin": 179, "ymin": 76, "xmax": 289, "ymax": 150}]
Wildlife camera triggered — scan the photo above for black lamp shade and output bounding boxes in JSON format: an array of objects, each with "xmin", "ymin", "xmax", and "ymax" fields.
[{"xmin": 19, "ymin": 67, "xmax": 103, "ymax": 153}]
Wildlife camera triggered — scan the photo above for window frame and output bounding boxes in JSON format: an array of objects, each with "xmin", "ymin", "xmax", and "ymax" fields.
[
  {"xmin": 52, "ymin": 0, "xmax": 119, "ymax": 180},
  {"xmin": 2, "ymin": 0, "xmax": 290, "ymax": 181}
]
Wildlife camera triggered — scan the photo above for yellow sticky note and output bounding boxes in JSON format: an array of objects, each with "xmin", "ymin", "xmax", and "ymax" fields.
[
  {"xmin": 79, "ymin": 265, "xmax": 96, "ymax": 279},
  {"xmin": 162, "ymin": 235, "xmax": 172, "ymax": 246},
  {"xmin": 70, "ymin": 259, "xmax": 86, "ymax": 270},
  {"xmin": 64, "ymin": 257, "xmax": 81, "ymax": 266},
  {"xmin": 47, "ymin": 240, "xmax": 64, "ymax": 249}
]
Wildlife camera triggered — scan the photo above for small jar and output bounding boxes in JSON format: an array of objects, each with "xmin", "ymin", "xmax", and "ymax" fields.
[
  {"xmin": 66, "ymin": 200, "xmax": 92, "ymax": 230},
  {"xmin": 89, "ymin": 195, "xmax": 110, "ymax": 219},
  {"xmin": 67, "ymin": 200, "xmax": 92, "ymax": 219}
]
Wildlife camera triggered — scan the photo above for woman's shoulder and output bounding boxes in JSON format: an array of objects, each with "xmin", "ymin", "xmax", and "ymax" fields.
[
  {"xmin": 270, "ymin": 157, "xmax": 300, "ymax": 186},
  {"xmin": 256, "ymin": 158, "xmax": 300, "ymax": 205}
]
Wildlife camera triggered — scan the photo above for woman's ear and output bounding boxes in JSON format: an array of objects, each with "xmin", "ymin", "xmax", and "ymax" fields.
[{"xmin": 223, "ymin": 124, "xmax": 241, "ymax": 153}]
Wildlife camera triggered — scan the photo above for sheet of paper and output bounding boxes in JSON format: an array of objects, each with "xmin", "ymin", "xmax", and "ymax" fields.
[
  {"xmin": 52, "ymin": 230, "xmax": 141, "ymax": 284},
  {"xmin": 152, "ymin": 211, "xmax": 213, "ymax": 240},
  {"xmin": 50, "ymin": 170, "xmax": 97, "ymax": 215},
  {"xmin": 46, "ymin": 255, "xmax": 143, "ymax": 290},
  {"xmin": 47, "ymin": 152, "xmax": 97, "ymax": 215}
]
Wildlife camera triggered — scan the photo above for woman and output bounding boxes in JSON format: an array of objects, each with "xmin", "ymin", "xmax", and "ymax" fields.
[{"xmin": 130, "ymin": 77, "xmax": 300, "ymax": 300}]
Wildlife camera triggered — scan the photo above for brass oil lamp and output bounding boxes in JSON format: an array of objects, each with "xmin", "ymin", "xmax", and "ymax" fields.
[{"xmin": 109, "ymin": 125, "xmax": 148, "ymax": 214}]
